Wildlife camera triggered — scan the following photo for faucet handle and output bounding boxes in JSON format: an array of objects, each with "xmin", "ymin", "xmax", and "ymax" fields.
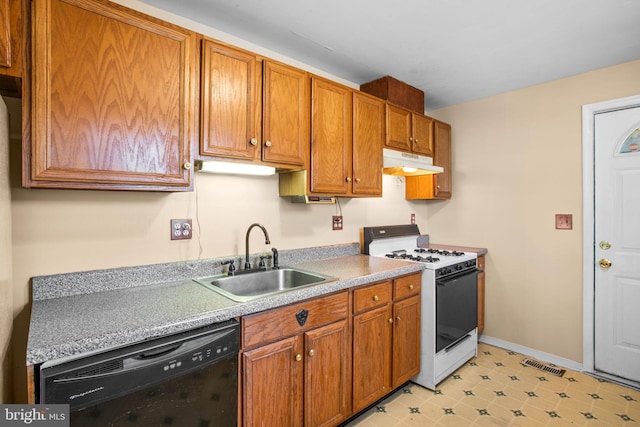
[
  {"xmin": 221, "ymin": 259, "xmax": 236, "ymax": 276},
  {"xmin": 258, "ymin": 254, "xmax": 273, "ymax": 269}
]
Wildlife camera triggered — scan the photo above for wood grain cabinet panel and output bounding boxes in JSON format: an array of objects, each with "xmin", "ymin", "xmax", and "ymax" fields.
[
  {"xmin": 405, "ymin": 120, "xmax": 452, "ymax": 200},
  {"xmin": 0, "ymin": 0, "xmax": 23, "ymax": 96},
  {"xmin": 386, "ymin": 103, "xmax": 434, "ymax": 157},
  {"xmin": 352, "ymin": 91, "xmax": 384, "ymax": 196},
  {"xmin": 263, "ymin": 59, "xmax": 308, "ymax": 166},
  {"xmin": 200, "ymin": 40, "xmax": 260, "ymax": 160},
  {"xmin": 26, "ymin": 0, "xmax": 196, "ymax": 190},
  {"xmin": 392, "ymin": 295, "xmax": 421, "ymax": 386},
  {"xmin": 310, "ymin": 76, "xmax": 352, "ymax": 194}
]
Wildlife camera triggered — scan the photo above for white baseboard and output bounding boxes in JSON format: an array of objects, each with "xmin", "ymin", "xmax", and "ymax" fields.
[{"xmin": 479, "ymin": 335, "xmax": 584, "ymax": 373}]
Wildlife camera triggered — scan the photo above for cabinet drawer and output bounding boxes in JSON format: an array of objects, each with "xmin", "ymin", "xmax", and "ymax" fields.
[
  {"xmin": 353, "ymin": 282, "xmax": 392, "ymax": 314},
  {"xmin": 242, "ymin": 291, "xmax": 348, "ymax": 349},
  {"xmin": 393, "ymin": 273, "xmax": 421, "ymax": 300}
]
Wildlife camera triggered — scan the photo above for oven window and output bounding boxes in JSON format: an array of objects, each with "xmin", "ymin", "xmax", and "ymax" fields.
[
  {"xmin": 70, "ymin": 356, "xmax": 237, "ymax": 427},
  {"xmin": 436, "ymin": 271, "xmax": 478, "ymax": 353}
]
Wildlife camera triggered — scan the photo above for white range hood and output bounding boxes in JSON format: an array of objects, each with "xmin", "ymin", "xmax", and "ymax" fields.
[{"xmin": 382, "ymin": 148, "xmax": 443, "ymax": 176}]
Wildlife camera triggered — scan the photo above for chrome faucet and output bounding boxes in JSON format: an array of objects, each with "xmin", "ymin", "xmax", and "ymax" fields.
[{"xmin": 245, "ymin": 223, "xmax": 270, "ymax": 270}]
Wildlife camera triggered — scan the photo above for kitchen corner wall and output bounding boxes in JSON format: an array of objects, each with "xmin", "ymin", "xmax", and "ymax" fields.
[
  {"xmin": 424, "ymin": 58, "xmax": 640, "ymax": 363},
  {"xmin": 1, "ymin": 97, "xmax": 13, "ymax": 403}
]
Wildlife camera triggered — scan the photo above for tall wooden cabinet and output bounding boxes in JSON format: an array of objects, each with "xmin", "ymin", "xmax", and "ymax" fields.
[
  {"xmin": 405, "ymin": 120, "xmax": 452, "ymax": 199},
  {"xmin": 25, "ymin": 0, "xmax": 196, "ymax": 190}
]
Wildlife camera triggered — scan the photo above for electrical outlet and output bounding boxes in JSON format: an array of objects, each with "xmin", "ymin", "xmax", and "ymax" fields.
[
  {"xmin": 332, "ymin": 216, "xmax": 343, "ymax": 231},
  {"xmin": 555, "ymin": 214, "xmax": 572, "ymax": 230},
  {"xmin": 411, "ymin": 213, "xmax": 415, "ymax": 224},
  {"xmin": 171, "ymin": 219, "xmax": 192, "ymax": 240}
]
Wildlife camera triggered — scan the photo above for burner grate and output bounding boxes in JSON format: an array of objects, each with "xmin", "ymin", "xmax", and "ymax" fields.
[{"xmin": 521, "ymin": 358, "xmax": 566, "ymax": 377}]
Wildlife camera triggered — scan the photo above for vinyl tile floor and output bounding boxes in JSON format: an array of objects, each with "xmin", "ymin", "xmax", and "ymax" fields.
[{"xmin": 344, "ymin": 342, "xmax": 640, "ymax": 426}]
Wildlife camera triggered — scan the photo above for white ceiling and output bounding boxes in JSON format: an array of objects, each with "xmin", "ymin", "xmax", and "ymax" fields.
[{"xmin": 139, "ymin": 0, "xmax": 640, "ymax": 110}]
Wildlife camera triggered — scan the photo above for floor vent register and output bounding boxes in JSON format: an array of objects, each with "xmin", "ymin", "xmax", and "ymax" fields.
[{"xmin": 521, "ymin": 358, "xmax": 566, "ymax": 377}]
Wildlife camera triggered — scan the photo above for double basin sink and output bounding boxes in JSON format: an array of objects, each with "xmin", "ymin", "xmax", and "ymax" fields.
[{"xmin": 194, "ymin": 268, "xmax": 336, "ymax": 302}]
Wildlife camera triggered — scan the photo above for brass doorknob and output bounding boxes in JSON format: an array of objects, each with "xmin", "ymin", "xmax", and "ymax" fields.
[
  {"xmin": 308, "ymin": 349, "xmax": 315, "ymax": 357},
  {"xmin": 295, "ymin": 354, "xmax": 302, "ymax": 362},
  {"xmin": 599, "ymin": 259, "xmax": 612, "ymax": 269}
]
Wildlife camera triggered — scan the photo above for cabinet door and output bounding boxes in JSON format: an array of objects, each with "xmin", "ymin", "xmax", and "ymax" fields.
[
  {"xmin": 433, "ymin": 120, "xmax": 452, "ymax": 199},
  {"xmin": 28, "ymin": 0, "xmax": 196, "ymax": 190},
  {"xmin": 310, "ymin": 77, "xmax": 352, "ymax": 194},
  {"xmin": 477, "ymin": 255, "xmax": 485, "ymax": 334},
  {"xmin": 412, "ymin": 113, "xmax": 434, "ymax": 157},
  {"xmin": 200, "ymin": 40, "xmax": 260, "ymax": 160},
  {"xmin": 352, "ymin": 305, "xmax": 392, "ymax": 412},
  {"xmin": 392, "ymin": 295, "xmax": 421, "ymax": 387},
  {"xmin": 305, "ymin": 320, "xmax": 351, "ymax": 427},
  {"xmin": 0, "ymin": 0, "xmax": 22, "ymax": 95},
  {"xmin": 352, "ymin": 92, "xmax": 383, "ymax": 196},
  {"xmin": 263, "ymin": 60, "xmax": 307, "ymax": 166},
  {"xmin": 0, "ymin": 0, "xmax": 10, "ymax": 69},
  {"xmin": 386, "ymin": 104, "xmax": 412, "ymax": 151},
  {"xmin": 243, "ymin": 335, "xmax": 304, "ymax": 427}
]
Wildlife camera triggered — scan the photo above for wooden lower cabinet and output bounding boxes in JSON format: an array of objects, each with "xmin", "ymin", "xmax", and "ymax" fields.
[
  {"xmin": 352, "ymin": 273, "xmax": 421, "ymax": 413},
  {"xmin": 241, "ymin": 292, "xmax": 350, "ymax": 427}
]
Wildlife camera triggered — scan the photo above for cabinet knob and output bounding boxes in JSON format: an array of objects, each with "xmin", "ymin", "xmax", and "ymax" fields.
[
  {"xmin": 183, "ymin": 162, "xmax": 192, "ymax": 170},
  {"xmin": 295, "ymin": 354, "xmax": 302, "ymax": 362},
  {"xmin": 396, "ymin": 316, "xmax": 401, "ymax": 322},
  {"xmin": 409, "ymin": 137, "xmax": 413, "ymax": 142},
  {"xmin": 355, "ymin": 178, "xmax": 361, "ymax": 183},
  {"xmin": 409, "ymin": 284, "xmax": 414, "ymax": 290},
  {"xmin": 265, "ymin": 140, "xmax": 272, "ymax": 147},
  {"xmin": 250, "ymin": 137, "xmax": 258, "ymax": 146},
  {"xmin": 373, "ymin": 295, "xmax": 379, "ymax": 301},
  {"xmin": 346, "ymin": 177, "xmax": 352, "ymax": 182},
  {"xmin": 388, "ymin": 318, "xmax": 393, "ymax": 324},
  {"xmin": 308, "ymin": 349, "xmax": 315, "ymax": 357}
]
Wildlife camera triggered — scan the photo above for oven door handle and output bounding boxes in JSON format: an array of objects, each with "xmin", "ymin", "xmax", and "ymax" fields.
[{"xmin": 436, "ymin": 268, "xmax": 479, "ymax": 286}]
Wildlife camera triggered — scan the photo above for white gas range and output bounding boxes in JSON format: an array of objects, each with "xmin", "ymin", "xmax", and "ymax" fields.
[{"xmin": 363, "ymin": 224, "xmax": 479, "ymax": 390}]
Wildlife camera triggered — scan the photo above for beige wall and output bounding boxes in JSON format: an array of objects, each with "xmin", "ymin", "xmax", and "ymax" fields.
[
  {"xmin": 425, "ymin": 59, "xmax": 640, "ymax": 362},
  {"xmin": 1, "ymin": 97, "xmax": 13, "ymax": 403}
]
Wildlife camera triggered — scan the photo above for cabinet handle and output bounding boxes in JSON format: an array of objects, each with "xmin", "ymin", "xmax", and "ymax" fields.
[
  {"xmin": 409, "ymin": 137, "xmax": 413, "ymax": 142},
  {"xmin": 415, "ymin": 139, "xmax": 419, "ymax": 143},
  {"xmin": 373, "ymin": 295, "xmax": 379, "ymax": 301},
  {"xmin": 346, "ymin": 177, "xmax": 352, "ymax": 182},
  {"xmin": 388, "ymin": 318, "xmax": 393, "ymax": 324},
  {"xmin": 409, "ymin": 284, "xmax": 414, "ymax": 290},
  {"xmin": 295, "ymin": 354, "xmax": 302, "ymax": 362},
  {"xmin": 250, "ymin": 137, "xmax": 258, "ymax": 146},
  {"xmin": 308, "ymin": 349, "xmax": 315, "ymax": 357},
  {"xmin": 396, "ymin": 316, "xmax": 401, "ymax": 322},
  {"xmin": 355, "ymin": 178, "xmax": 361, "ymax": 183},
  {"xmin": 265, "ymin": 140, "xmax": 272, "ymax": 147},
  {"xmin": 183, "ymin": 162, "xmax": 192, "ymax": 170}
]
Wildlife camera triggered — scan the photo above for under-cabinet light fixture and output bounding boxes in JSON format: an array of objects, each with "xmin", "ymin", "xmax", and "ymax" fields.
[{"xmin": 196, "ymin": 160, "xmax": 276, "ymax": 176}]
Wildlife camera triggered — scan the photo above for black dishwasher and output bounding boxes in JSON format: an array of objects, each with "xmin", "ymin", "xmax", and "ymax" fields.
[{"xmin": 39, "ymin": 319, "xmax": 239, "ymax": 427}]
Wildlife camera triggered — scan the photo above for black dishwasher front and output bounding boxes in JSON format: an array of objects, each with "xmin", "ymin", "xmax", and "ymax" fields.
[{"xmin": 39, "ymin": 319, "xmax": 239, "ymax": 427}]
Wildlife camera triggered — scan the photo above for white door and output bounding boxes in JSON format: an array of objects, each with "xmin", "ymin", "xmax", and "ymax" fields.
[{"xmin": 594, "ymin": 106, "xmax": 640, "ymax": 382}]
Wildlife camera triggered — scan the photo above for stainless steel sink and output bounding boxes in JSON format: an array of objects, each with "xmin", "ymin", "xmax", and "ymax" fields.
[{"xmin": 194, "ymin": 268, "xmax": 335, "ymax": 302}]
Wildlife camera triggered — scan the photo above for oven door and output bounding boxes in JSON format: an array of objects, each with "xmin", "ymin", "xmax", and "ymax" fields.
[{"xmin": 436, "ymin": 269, "xmax": 478, "ymax": 352}]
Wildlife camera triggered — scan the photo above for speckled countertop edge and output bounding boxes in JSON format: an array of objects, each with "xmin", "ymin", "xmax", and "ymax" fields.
[{"xmin": 27, "ymin": 243, "xmax": 424, "ymax": 366}]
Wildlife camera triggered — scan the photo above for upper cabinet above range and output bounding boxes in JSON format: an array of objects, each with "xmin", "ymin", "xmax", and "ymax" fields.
[
  {"xmin": 25, "ymin": 0, "xmax": 197, "ymax": 191},
  {"xmin": 199, "ymin": 39, "xmax": 308, "ymax": 169}
]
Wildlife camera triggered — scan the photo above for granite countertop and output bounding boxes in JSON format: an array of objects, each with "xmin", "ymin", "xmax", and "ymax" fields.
[
  {"xmin": 425, "ymin": 243, "xmax": 488, "ymax": 256},
  {"xmin": 27, "ymin": 245, "xmax": 423, "ymax": 366}
]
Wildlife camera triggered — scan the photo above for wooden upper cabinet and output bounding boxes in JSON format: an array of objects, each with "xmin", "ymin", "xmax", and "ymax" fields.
[
  {"xmin": 352, "ymin": 92, "xmax": 383, "ymax": 196},
  {"xmin": 262, "ymin": 60, "xmax": 308, "ymax": 167},
  {"xmin": 412, "ymin": 113, "xmax": 434, "ymax": 156},
  {"xmin": 0, "ymin": 0, "xmax": 24, "ymax": 95},
  {"xmin": 405, "ymin": 119, "xmax": 452, "ymax": 200},
  {"xmin": 200, "ymin": 40, "xmax": 260, "ymax": 160},
  {"xmin": 310, "ymin": 77, "xmax": 352, "ymax": 194},
  {"xmin": 386, "ymin": 104, "xmax": 412, "ymax": 151},
  {"xmin": 386, "ymin": 103, "xmax": 434, "ymax": 157},
  {"xmin": 26, "ymin": 0, "xmax": 196, "ymax": 191}
]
